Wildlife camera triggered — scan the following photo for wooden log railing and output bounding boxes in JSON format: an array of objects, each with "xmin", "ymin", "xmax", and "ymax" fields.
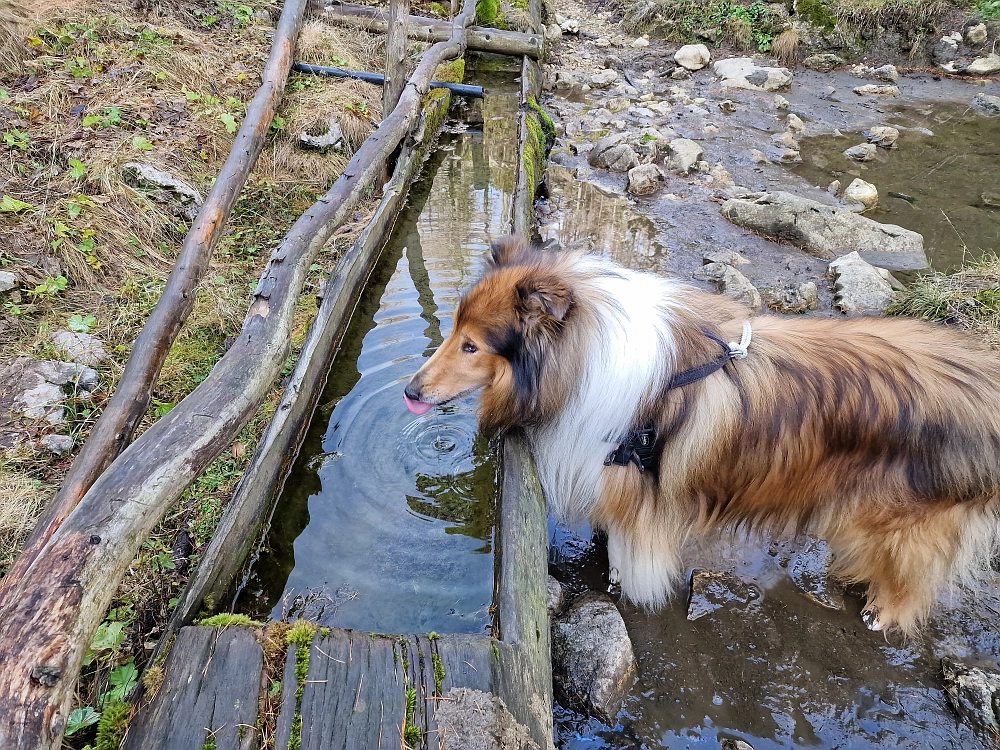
[
  {"xmin": 0, "ymin": 0, "xmax": 310, "ymax": 606},
  {"xmin": 0, "ymin": 0, "xmax": 477, "ymax": 746},
  {"xmin": 323, "ymin": 1, "xmax": 543, "ymax": 58}
]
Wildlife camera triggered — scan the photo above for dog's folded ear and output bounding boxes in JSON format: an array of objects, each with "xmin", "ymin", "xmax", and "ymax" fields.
[
  {"xmin": 490, "ymin": 235, "xmax": 531, "ymax": 267},
  {"xmin": 517, "ymin": 278, "xmax": 573, "ymax": 325}
]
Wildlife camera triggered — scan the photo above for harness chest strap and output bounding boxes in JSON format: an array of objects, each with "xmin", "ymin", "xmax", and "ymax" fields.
[{"xmin": 604, "ymin": 322, "xmax": 753, "ymax": 473}]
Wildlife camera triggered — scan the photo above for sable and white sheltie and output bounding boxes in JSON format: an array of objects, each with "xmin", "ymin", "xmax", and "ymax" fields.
[{"xmin": 404, "ymin": 236, "xmax": 1000, "ymax": 634}]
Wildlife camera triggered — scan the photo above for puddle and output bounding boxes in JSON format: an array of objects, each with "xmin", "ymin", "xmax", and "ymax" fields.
[
  {"xmin": 553, "ymin": 530, "xmax": 1000, "ymax": 749},
  {"xmin": 790, "ymin": 102, "xmax": 1000, "ymax": 271},
  {"xmin": 233, "ymin": 77, "xmax": 520, "ymax": 634}
]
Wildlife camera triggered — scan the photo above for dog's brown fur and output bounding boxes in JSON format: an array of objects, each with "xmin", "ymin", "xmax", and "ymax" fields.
[{"xmin": 407, "ymin": 237, "xmax": 1000, "ymax": 633}]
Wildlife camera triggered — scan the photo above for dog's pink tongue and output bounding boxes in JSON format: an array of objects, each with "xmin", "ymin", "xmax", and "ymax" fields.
[{"xmin": 404, "ymin": 395, "xmax": 433, "ymax": 416}]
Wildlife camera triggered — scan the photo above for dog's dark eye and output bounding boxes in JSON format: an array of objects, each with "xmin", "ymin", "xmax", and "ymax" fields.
[{"xmin": 462, "ymin": 341, "xmax": 478, "ymax": 354}]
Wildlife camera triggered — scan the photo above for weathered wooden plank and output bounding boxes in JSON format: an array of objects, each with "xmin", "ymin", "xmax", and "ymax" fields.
[
  {"xmin": 383, "ymin": 0, "xmax": 409, "ymax": 116},
  {"xmin": 124, "ymin": 626, "xmax": 263, "ymax": 750}
]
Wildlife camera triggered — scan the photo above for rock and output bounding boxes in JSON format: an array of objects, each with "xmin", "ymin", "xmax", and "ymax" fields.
[
  {"xmin": 719, "ymin": 99, "xmax": 737, "ymax": 112},
  {"xmin": 852, "ymin": 63, "xmax": 898, "ymax": 82},
  {"xmin": 784, "ymin": 113, "xmax": 805, "ymax": 133},
  {"xmin": 631, "ymin": 35, "xmax": 650, "ymax": 48},
  {"xmin": 559, "ymin": 17, "xmax": 580, "ymax": 34},
  {"xmin": 802, "ymin": 53, "xmax": 843, "ymax": 72},
  {"xmin": 966, "ymin": 23, "xmax": 988, "ymax": 45},
  {"xmin": 828, "ymin": 251, "xmax": 895, "ymax": 313},
  {"xmin": 603, "ymin": 55, "xmax": 624, "ymax": 70},
  {"xmin": 721, "ymin": 741, "xmax": 756, "ymax": 750},
  {"xmin": 0, "ymin": 357, "xmax": 99, "ymax": 439},
  {"xmin": 667, "ymin": 138, "xmax": 704, "ymax": 174},
  {"xmin": 594, "ymin": 37, "xmax": 611, "ymax": 48},
  {"xmin": 934, "ymin": 36, "xmax": 960, "ymax": 63},
  {"xmin": 774, "ymin": 94, "xmax": 789, "ymax": 110},
  {"xmin": 33, "ymin": 360, "xmax": 100, "ymax": 391},
  {"xmin": 721, "ymin": 192, "xmax": 928, "ymax": 270},
  {"xmin": 687, "ymin": 569, "xmax": 757, "ymax": 620},
  {"xmin": 674, "ymin": 44, "xmax": 711, "ymax": 71},
  {"xmin": 843, "ymin": 178, "xmax": 878, "ymax": 211},
  {"xmin": 50, "ymin": 330, "xmax": 108, "ymax": 367},
  {"xmin": 941, "ymin": 657, "xmax": 1000, "ymax": 746},
  {"xmin": 552, "ymin": 594, "xmax": 636, "ymax": 723},
  {"xmin": 865, "ymin": 125, "xmax": 899, "ymax": 147},
  {"xmin": 972, "ymin": 93, "xmax": 1000, "ymax": 115},
  {"xmin": 627, "ymin": 163, "xmax": 665, "ymax": 195},
  {"xmin": 853, "ymin": 84, "xmax": 900, "ymax": 96},
  {"xmin": 545, "ymin": 22, "xmax": 562, "ymax": 40},
  {"xmin": 40, "ymin": 434, "xmax": 74, "ymax": 455},
  {"xmin": 0, "ymin": 271, "xmax": 16, "ymax": 293},
  {"xmin": 766, "ymin": 146, "xmax": 802, "ymax": 164},
  {"xmin": 670, "ymin": 67, "xmax": 691, "ymax": 80},
  {"xmin": 771, "ymin": 131, "xmax": 799, "ymax": 149},
  {"xmin": 606, "ymin": 96, "xmax": 630, "ymax": 113},
  {"xmin": 121, "ymin": 162, "xmax": 203, "ymax": 220},
  {"xmin": 547, "ymin": 576, "xmax": 565, "ymax": 615},
  {"xmin": 844, "ymin": 143, "xmax": 877, "ymax": 161},
  {"xmin": 750, "ymin": 148, "xmax": 768, "ymax": 164},
  {"xmin": 589, "ymin": 68, "xmax": 619, "ymax": 88},
  {"xmin": 761, "ymin": 282, "xmax": 819, "ymax": 313},
  {"xmin": 298, "ymin": 118, "xmax": 344, "ymax": 150},
  {"xmin": 713, "ymin": 58, "xmax": 792, "ymax": 91},
  {"xmin": 788, "ymin": 537, "xmax": 845, "ymax": 609},
  {"xmin": 434, "ymin": 688, "xmax": 539, "ymax": 750},
  {"xmin": 818, "ymin": 86, "xmax": 837, "ymax": 100},
  {"xmin": 704, "ymin": 249, "xmax": 750, "ymax": 266},
  {"xmin": 982, "ymin": 192, "xmax": 1000, "ymax": 208},
  {"xmin": 693, "ymin": 262, "xmax": 762, "ymax": 309},
  {"xmin": 588, "ymin": 134, "xmax": 640, "ymax": 172},
  {"xmin": 967, "ymin": 54, "xmax": 1000, "ymax": 75}
]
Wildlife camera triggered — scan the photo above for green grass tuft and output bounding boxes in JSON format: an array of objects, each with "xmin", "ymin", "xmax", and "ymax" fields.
[
  {"xmin": 95, "ymin": 700, "xmax": 131, "ymax": 750},
  {"xmin": 432, "ymin": 652, "xmax": 445, "ymax": 694},
  {"xmin": 198, "ymin": 613, "xmax": 265, "ymax": 628}
]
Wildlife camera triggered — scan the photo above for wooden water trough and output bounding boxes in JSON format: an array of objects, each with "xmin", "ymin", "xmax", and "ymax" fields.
[{"xmin": 0, "ymin": 0, "xmax": 555, "ymax": 746}]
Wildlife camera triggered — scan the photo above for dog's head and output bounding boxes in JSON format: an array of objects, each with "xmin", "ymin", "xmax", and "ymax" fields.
[{"xmin": 403, "ymin": 236, "xmax": 574, "ymax": 429}]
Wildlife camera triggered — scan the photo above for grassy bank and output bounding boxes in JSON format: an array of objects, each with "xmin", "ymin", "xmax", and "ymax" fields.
[{"xmin": 0, "ymin": 0, "xmax": 386, "ymax": 744}]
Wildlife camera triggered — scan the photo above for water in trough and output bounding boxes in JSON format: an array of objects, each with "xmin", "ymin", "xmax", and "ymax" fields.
[{"xmin": 235, "ymin": 77, "xmax": 520, "ymax": 634}]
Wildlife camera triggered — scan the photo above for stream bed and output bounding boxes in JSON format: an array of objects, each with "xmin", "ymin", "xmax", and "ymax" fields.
[{"xmin": 234, "ymin": 76, "xmax": 520, "ymax": 634}]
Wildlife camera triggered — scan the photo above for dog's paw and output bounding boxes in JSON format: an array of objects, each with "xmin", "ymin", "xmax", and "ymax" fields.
[{"xmin": 861, "ymin": 608, "xmax": 884, "ymax": 631}]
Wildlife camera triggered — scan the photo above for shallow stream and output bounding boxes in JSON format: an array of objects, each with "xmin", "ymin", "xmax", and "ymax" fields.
[{"xmin": 234, "ymin": 76, "xmax": 520, "ymax": 634}]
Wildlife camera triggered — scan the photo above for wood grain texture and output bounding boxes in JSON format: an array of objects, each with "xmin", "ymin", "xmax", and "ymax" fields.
[
  {"xmin": 124, "ymin": 627, "xmax": 263, "ymax": 750},
  {"xmin": 383, "ymin": 0, "xmax": 410, "ymax": 116}
]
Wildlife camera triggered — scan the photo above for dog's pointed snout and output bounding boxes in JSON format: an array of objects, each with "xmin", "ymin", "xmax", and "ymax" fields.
[{"xmin": 403, "ymin": 381, "xmax": 422, "ymax": 401}]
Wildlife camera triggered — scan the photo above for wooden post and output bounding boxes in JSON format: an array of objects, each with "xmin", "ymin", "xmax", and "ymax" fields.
[{"xmin": 383, "ymin": 0, "xmax": 409, "ymax": 117}]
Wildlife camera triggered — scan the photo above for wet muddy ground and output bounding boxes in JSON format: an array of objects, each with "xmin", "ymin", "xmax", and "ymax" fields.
[{"xmin": 539, "ymin": 10, "xmax": 1000, "ymax": 748}]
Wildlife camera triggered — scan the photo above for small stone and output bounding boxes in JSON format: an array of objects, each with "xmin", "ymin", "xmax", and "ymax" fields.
[
  {"xmin": 941, "ymin": 657, "xmax": 1000, "ymax": 746},
  {"xmin": 298, "ymin": 118, "xmax": 344, "ymax": 150},
  {"xmin": 827, "ymin": 179, "xmax": 841, "ymax": 195},
  {"xmin": 843, "ymin": 178, "xmax": 878, "ymax": 211},
  {"xmin": 559, "ymin": 17, "xmax": 581, "ymax": 34},
  {"xmin": 935, "ymin": 37, "xmax": 960, "ymax": 63},
  {"xmin": 771, "ymin": 131, "xmax": 800, "ymax": 149},
  {"xmin": 719, "ymin": 99, "xmax": 737, "ymax": 112},
  {"xmin": 546, "ymin": 22, "xmax": 562, "ymax": 39},
  {"xmin": 972, "ymin": 93, "xmax": 1000, "ymax": 115},
  {"xmin": 40, "ymin": 434, "xmax": 74, "ymax": 455},
  {"xmin": 966, "ymin": 54, "xmax": 1000, "ymax": 76},
  {"xmin": 982, "ymin": 192, "xmax": 1000, "ymax": 208},
  {"xmin": 853, "ymin": 84, "xmax": 900, "ymax": 96},
  {"xmin": 703, "ymin": 249, "xmax": 750, "ymax": 265},
  {"xmin": 687, "ymin": 569, "xmax": 756, "ymax": 620},
  {"xmin": 674, "ymin": 44, "xmax": 711, "ymax": 71},
  {"xmin": 774, "ymin": 94, "xmax": 789, "ymax": 110},
  {"xmin": 750, "ymin": 148, "xmax": 768, "ymax": 164},
  {"xmin": 828, "ymin": 251, "xmax": 895, "ymax": 313},
  {"xmin": 121, "ymin": 162, "xmax": 203, "ymax": 220},
  {"xmin": 552, "ymin": 595, "xmax": 636, "ymax": 723},
  {"xmin": 603, "ymin": 55, "xmax": 624, "ymax": 70},
  {"xmin": 547, "ymin": 576, "xmax": 565, "ymax": 615},
  {"xmin": 713, "ymin": 58, "xmax": 793, "ymax": 91},
  {"xmin": 721, "ymin": 741, "xmax": 756, "ymax": 750},
  {"xmin": 784, "ymin": 113, "xmax": 805, "ymax": 133},
  {"xmin": 589, "ymin": 68, "xmax": 619, "ymax": 88},
  {"xmin": 865, "ymin": 125, "xmax": 899, "ymax": 147},
  {"xmin": 670, "ymin": 67, "xmax": 691, "ymax": 80},
  {"xmin": 871, "ymin": 64, "xmax": 899, "ymax": 82},
  {"xmin": 631, "ymin": 36, "xmax": 650, "ymax": 48},
  {"xmin": 50, "ymin": 331, "xmax": 108, "ymax": 367},
  {"xmin": 606, "ymin": 96, "xmax": 630, "ymax": 113},
  {"xmin": 0, "ymin": 271, "xmax": 16, "ymax": 293},
  {"xmin": 766, "ymin": 146, "xmax": 802, "ymax": 164},
  {"xmin": 667, "ymin": 138, "xmax": 704, "ymax": 174},
  {"xmin": 761, "ymin": 282, "xmax": 819, "ymax": 313},
  {"xmin": 802, "ymin": 53, "xmax": 843, "ymax": 72},
  {"xmin": 966, "ymin": 23, "xmax": 988, "ymax": 45},
  {"xmin": 588, "ymin": 134, "xmax": 640, "ymax": 172},
  {"xmin": 594, "ymin": 37, "xmax": 611, "ymax": 48},
  {"xmin": 844, "ymin": 143, "xmax": 877, "ymax": 161},
  {"xmin": 627, "ymin": 163, "xmax": 666, "ymax": 195},
  {"xmin": 694, "ymin": 262, "xmax": 762, "ymax": 308},
  {"xmin": 789, "ymin": 537, "xmax": 845, "ymax": 609}
]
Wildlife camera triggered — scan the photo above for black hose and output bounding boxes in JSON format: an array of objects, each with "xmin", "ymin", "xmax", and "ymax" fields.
[{"xmin": 292, "ymin": 62, "xmax": 485, "ymax": 98}]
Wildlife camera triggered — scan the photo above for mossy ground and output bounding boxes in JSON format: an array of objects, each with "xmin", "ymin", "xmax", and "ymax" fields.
[{"xmin": 0, "ymin": 1, "xmax": 385, "ymax": 746}]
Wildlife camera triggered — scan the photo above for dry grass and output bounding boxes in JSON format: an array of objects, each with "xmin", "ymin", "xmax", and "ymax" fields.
[
  {"xmin": 889, "ymin": 254, "xmax": 1000, "ymax": 349},
  {"xmin": 772, "ymin": 28, "xmax": 800, "ymax": 65},
  {"xmin": 0, "ymin": 469, "xmax": 46, "ymax": 574}
]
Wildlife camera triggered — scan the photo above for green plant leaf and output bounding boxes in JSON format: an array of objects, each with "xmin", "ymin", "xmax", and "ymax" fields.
[
  {"xmin": 68, "ymin": 159, "xmax": 87, "ymax": 179},
  {"xmin": 103, "ymin": 661, "xmax": 139, "ymax": 704},
  {"xmin": 131, "ymin": 136, "xmax": 154, "ymax": 152},
  {"xmin": 65, "ymin": 706, "xmax": 100, "ymax": 736},
  {"xmin": 90, "ymin": 621, "xmax": 126, "ymax": 652},
  {"xmin": 219, "ymin": 112, "xmax": 238, "ymax": 134},
  {"xmin": 0, "ymin": 195, "xmax": 34, "ymax": 212},
  {"xmin": 68, "ymin": 314, "xmax": 97, "ymax": 333}
]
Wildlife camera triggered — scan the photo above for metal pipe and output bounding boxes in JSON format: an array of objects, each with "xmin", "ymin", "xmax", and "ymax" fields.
[{"xmin": 292, "ymin": 62, "xmax": 485, "ymax": 98}]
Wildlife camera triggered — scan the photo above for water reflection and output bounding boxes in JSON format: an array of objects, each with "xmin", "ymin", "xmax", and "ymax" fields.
[{"xmin": 236, "ymin": 79, "xmax": 519, "ymax": 634}]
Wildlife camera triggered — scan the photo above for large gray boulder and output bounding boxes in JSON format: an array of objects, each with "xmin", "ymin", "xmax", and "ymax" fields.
[
  {"xmin": 674, "ymin": 44, "xmax": 711, "ymax": 71},
  {"xmin": 967, "ymin": 54, "xmax": 1000, "ymax": 75},
  {"xmin": 721, "ymin": 192, "xmax": 928, "ymax": 271},
  {"xmin": 828, "ymin": 251, "xmax": 895, "ymax": 313},
  {"xmin": 712, "ymin": 58, "xmax": 792, "ymax": 91},
  {"xmin": 667, "ymin": 138, "xmax": 704, "ymax": 174},
  {"xmin": 551, "ymin": 594, "xmax": 636, "ymax": 723}
]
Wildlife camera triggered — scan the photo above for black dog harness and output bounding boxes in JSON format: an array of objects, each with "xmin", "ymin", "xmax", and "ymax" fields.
[{"xmin": 604, "ymin": 323, "xmax": 752, "ymax": 473}]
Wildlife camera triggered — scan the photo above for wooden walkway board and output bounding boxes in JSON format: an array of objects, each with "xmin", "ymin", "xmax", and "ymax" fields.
[
  {"xmin": 274, "ymin": 630, "xmax": 515, "ymax": 750},
  {"xmin": 124, "ymin": 626, "xmax": 262, "ymax": 750}
]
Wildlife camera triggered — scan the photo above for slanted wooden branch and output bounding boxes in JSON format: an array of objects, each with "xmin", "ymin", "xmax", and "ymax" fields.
[
  {"xmin": 0, "ymin": 0, "xmax": 476, "ymax": 746},
  {"xmin": 324, "ymin": 1, "xmax": 543, "ymax": 58},
  {"xmin": 0, "ymin": 0, "xmax": 309, "ymax": 605}
]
